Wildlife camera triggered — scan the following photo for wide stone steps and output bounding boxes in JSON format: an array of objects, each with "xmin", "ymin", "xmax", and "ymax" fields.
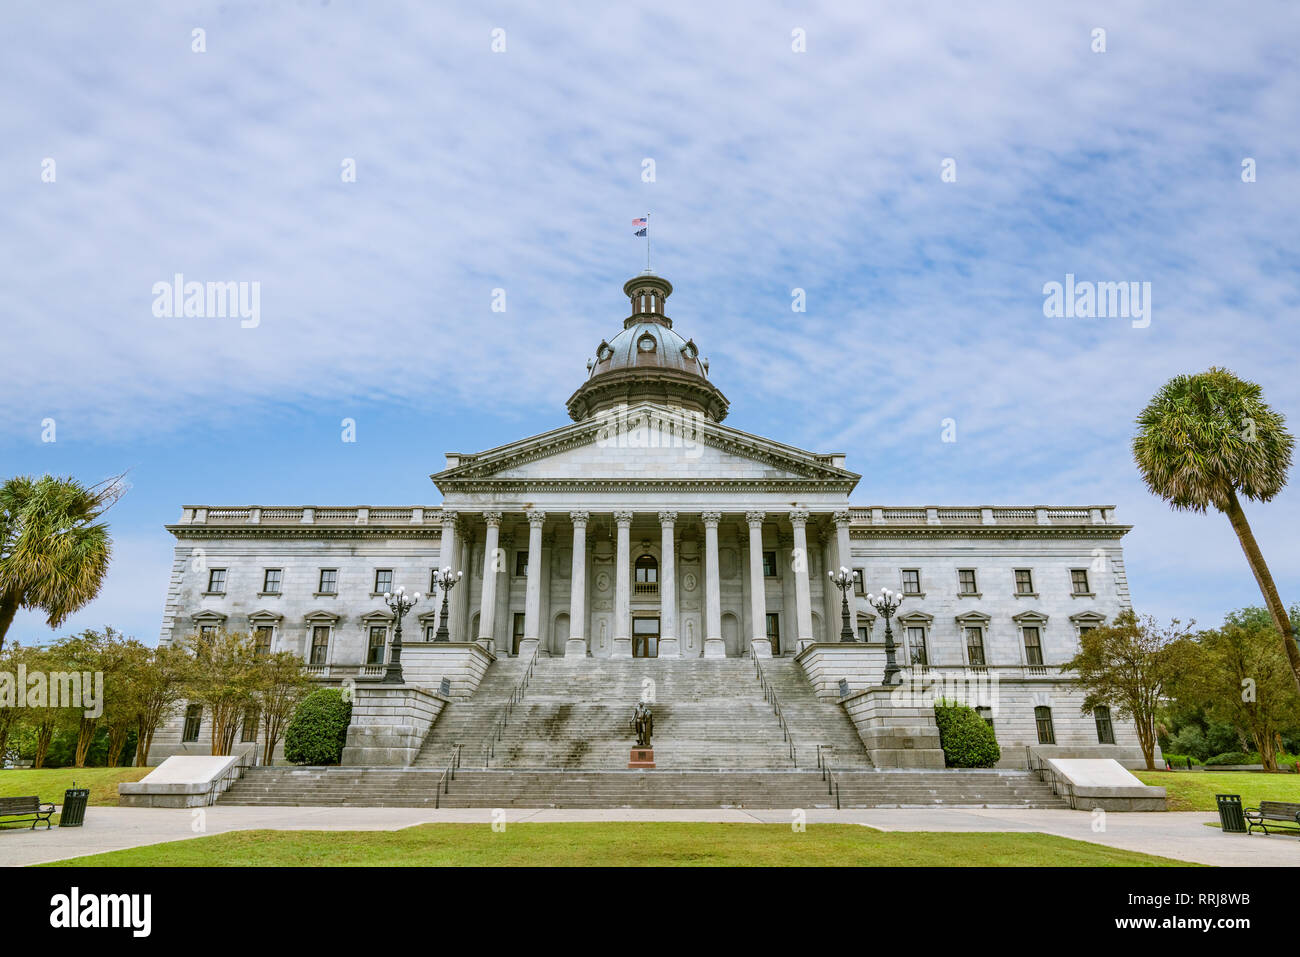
[
  {"xmin": 220, "ymin": 767, "xmax": 1069, "ymax": 808},
  {"xmin": 416, "ymin": 658, "xmax": 811, "ymax": 770}
]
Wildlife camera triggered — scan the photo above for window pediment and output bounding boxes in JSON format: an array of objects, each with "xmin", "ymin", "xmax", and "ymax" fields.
[
  {"xmin": 954, "ymin": 610, "xmax": 991, "ymax": 625},
  {"xmin": 1012, "ymin": 610, "xmax": 1049, "ymax": 624}
]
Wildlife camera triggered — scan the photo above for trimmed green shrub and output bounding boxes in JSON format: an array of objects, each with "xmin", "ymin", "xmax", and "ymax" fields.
[
  {"xmin": 934, "ymin": 701, "xmax": 1000, "ymax": 768},
  {"xmin": 1204, "ymin": 751, "xmax": 1253, "ymax": 767},
  {"xmin": 284, "ymin": 688, "xmax": 353, "ymax": 765}
]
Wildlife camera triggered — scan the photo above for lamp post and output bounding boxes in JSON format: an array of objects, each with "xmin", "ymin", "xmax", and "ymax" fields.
[
  {"xmin": 432, "ymin": 567, "xmax": 463, "ymax": 642},
  {"xmin": 867, "ymin": 587, "xmax": 905, "ymax": 685},
  {"xmin": 381, "ymin": 586, "xmax": 420, "ymax": 684},
  {"xmin": 828, "ymin": 566, "xmax": 857, "ymax": 642}
]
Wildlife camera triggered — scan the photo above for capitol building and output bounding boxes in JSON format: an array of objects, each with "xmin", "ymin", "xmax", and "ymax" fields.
[{"xmin": 150, "ymin": 272, "xmax": 1149, "ymax": 779}]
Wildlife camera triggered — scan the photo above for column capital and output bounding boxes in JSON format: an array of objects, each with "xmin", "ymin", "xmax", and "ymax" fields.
[
  {"xmin": 832, "ymin": 508, "xmax": 852, "ymax": 528},
  {"xmin": 440, "ymin": 510, "xmax": 460, "ymax": 530},
  {"xmin": 745, "ymin": 510, "xmax": 766, "ymax": 527},
  {"xmin": 569, "ymin": 510, "xmax": 590, "ymax": 527},
  {"xmin": 613, "ymin": 510, "xmax": 635, "ymax": 527},
  {"xmin": 657, "ymin": 510, "xmax": 678, "ymax": 526},
  {"xmin": 526, "ymin": 509, "xmax": 547, "ymax": 528},
  {"xmin": 788, "ymin": 508, "xmax": 810, "ymax": 528},
  {"xmin": 701, "ymin": 510, "xmax": 722, "ymax": 527},
  {"xmin": 482, "ymin": 510, "xmax": 503, "ymax": 527}
]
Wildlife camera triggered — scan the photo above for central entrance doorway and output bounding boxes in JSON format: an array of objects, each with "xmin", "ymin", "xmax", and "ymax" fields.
[{"xmin": 632, "ymin": 616, "xmax": 659, "ymax": 658}]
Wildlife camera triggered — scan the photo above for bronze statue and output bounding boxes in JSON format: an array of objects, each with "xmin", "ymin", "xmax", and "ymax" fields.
[{"xmin": 632, "ymin": 701, "xmax": 654, "ymax": 748}]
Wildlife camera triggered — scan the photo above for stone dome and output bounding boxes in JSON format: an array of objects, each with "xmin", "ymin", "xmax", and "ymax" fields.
[{"xmin": 566, "ymin": 274, "xmax": 729, "ymax": 422}]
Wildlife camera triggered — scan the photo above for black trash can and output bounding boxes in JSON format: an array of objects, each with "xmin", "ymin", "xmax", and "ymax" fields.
[
  {"xmin": 1215, "ymin": 793, "xmax": 1247, "ymax": 833},
  {"xmin": 60, "ymin": 786, "xmax": 90, "ymax": 827}
]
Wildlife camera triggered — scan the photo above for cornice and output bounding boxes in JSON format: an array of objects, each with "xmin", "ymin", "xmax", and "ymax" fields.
[
  {"xmin": 848, "ymin": 525, "xmax": 1132, "ymax": 539},
  {"xmin": 166, "ymin": 524, "xmax": 442, "ymax": 541}
]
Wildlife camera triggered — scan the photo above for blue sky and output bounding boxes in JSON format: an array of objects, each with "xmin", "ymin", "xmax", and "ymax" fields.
[{"xmin": 2, "ymin": 1, "xmax": 1298, "ymax": 644}]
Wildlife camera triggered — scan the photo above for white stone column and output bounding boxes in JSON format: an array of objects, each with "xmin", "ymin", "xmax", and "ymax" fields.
[
  {"xmin": 439, "ymin": 511, "xmax": 459, "ymax": 638},
  {"xmin": 611, "ymin": 510, "xmax": 634, "ymax": 657},
  {"xmin": 746, "ymin": 511, "xmax": 770, "ymax": 658},
  {"xmin": 566, "ymin": 511, "xmax": 589, "ymax": 657},
  {"xmin": 520, "ymin": 509, "xmax": 545, "ymax": 659},
  {"xmin": 833, "ymin": 508, "xmax": 853, "ymax": 578},
  {"xmin": 790, "ymin": 509, "xmax": 815, "ymax": 651},
  {"xmin": 702, "ymin": 511, "xmax": 725, "ymax": 657},
  {"xmin": 658, "ymin": 510, "xmax": 679, "ymax": 657},
  {"xmin": 477, "ymin": 510, "xmax": 502, "ymax": 652}
]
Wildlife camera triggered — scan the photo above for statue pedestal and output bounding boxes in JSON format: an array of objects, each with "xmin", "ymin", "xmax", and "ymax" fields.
[{"xmin": 628, "ymin": 748, "xmax": 655, "ymax": 769}]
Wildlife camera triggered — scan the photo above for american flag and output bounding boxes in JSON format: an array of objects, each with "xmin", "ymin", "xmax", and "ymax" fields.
[{"xmin": 632, "ymin": 216, "xmax": 648, "ymax": 237}]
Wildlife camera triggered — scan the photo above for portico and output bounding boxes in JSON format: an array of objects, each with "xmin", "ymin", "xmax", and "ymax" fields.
[{"xmin": 445, "ymin": 504, "xmax": 845, "ymax": 658}]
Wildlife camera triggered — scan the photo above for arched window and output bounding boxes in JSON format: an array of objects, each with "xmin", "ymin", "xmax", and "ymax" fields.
[{"xmin": 634, "ymin": 554, "xmax": 658, "ymax": 594}]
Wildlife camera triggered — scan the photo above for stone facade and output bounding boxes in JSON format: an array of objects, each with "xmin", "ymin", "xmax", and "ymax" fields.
[{"xmin": 149, "ymin": 272, "xmax": 1151, "ymax": 771}]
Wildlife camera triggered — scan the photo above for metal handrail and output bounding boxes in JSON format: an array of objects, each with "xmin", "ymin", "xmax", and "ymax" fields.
[
  {"xmin": 434, "ymin": 744, "xmax": 462, "ymax": 809},
  {"xmin": 484, "ymin": 651, "xmax": 539, "ymax": 768},
  {"xmin": 1027, "ymin": 749, "xmax": 1076, "ymax": 809},
  {"xmin": 753, "ymin": 655, "xmax": 797, "ymax": 766},
  {"xmin": 206, "ymin": 760, "xmax": 245, "ymax": 806}
]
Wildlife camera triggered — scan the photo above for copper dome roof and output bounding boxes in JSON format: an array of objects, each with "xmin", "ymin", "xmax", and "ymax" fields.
[{"xmin": 566, "ymin": 274, "xmax": 729, "ymax": 422}]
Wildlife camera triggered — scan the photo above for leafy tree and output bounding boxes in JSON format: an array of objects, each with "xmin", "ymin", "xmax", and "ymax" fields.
[
  {"xmin": 1173, "ymin": 607, "xmax": 1300, "ymax": 771},
  {"xmin": 256, "ymin": 651, "xmax": 312, "ymax": 765},
  {"xmin": 1134, "ymin": 369, "xmax": 1297, "ymax": 688},
  {"xmin": 183, "ymin": 629, "xmax": 259, "ymax": 756},
  {"xmin": 132, "ymin": 642, "xmax": 192, "ymax": 766},
  {"xmin": 54, "ymin": 628, "xmax": 110, "ymax": 767},
  {"xmin": 1065, "ymin": 610, "xmax": 1194, "ymax": 769},
  {"xmin": 0, "ymin": 474, "xmax": 124, "ymax": 652}
]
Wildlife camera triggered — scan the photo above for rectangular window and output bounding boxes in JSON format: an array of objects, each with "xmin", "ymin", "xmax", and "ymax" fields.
[
  {"xmin": 253, "ymin": 625, "xmax": 273, "ymax": 658},
  {"xmin": 515, "ymin": 551, "xmax": 529, "ymax": 577},
  {"xmin": 430, "ymin": 568, "xmax": 439, "ymax": 593},
  {"xmin": 262, "ymin": 568, "xmax": 282, "ymax": 594},
  {"xmin": 901, "ymin": 569, "xmax": 921, "ymax": 594},
  {"xmin": 965, "ymin": 626, "xmax": 986, "ymax": 667},
  {"xmin": 241, "ymin": 706, "xmax": 259, "ymax": 743},
  {"xmin": 367, "ymin": 625, "xmax": 387, "ymax": 665},
  {"xmin": 1015, "ymin": 569, "xmax": 1034, "ymax": 595},
  {"xmin": 858, "ymin": 624, "xmax": 871, "ymax": 642},
  {"xmin": 181, "ymin": 704, "xmax": 202, "ymax": 743},
  {"xmin": 1094, "ymin": 706, "xmax": 1115, "ymax": 745},
  {"xmin": 374, "ymin": 569, "xmax": 393, "ymax": 594},
  {"xmin": 852, "ymin": 568, "xmax": 865, "ymax": 595},
  {"xmin": 975, "ymin": 706, "xmax": 994, "ymax": 729},
  {"xmin": 765, "ymin": 613, "xmax": 780, "ymax": 655},
  {"xmin": 207, "ymin": 568, "xmax": 226, "ymax": 593},
  {"xmin": 425, "ymin": 624, "xmax": 437, "ymax": 642},
  {"xmin": 310, "ymin": 625, "xmax": 330, "ymax": 665},
  {"xmin": 762, "ymin": 551, "xmax": 777, "ymax": 577},
  {"xmin": 1079, "ymin": 625, "xmax": 1096, "ymax": 636},
  {"xmin": 1035, "ymin": 706, "xmax": 1056, "ymax": 745},
  {"xmin": 1071, "ymin": 569, "xmax": 1090, "ymax": 594},
  {"xmin": 198, "ymin": 624, "xmax": 217, "ymax": 639},
  {"xmin": 1022, "ymin": 626, "xmax": 1043, "ymax": 666},
  {"xmin": 318, "ymin": 569, "xmax": 338, "ymax": 594},
  {"xmin": 958, "ymin": 569, "xmax": 978, "ymax": 594},
  {"xmin": 907, "ymin": 626, "xmax": 928, "ymax": 666}
]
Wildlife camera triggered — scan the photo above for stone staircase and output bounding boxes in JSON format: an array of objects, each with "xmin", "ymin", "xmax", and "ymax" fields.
[
  {"xmin": 217, "ymin": 656, "xmax": 1068, "ymax": 809},
  {"xmin": 413, "ymin": 657, "xmax": 819, "ymax": 770},
  {"xmin": 219, "ymin": 766, "xmax": 1068, "ymax": 808}
]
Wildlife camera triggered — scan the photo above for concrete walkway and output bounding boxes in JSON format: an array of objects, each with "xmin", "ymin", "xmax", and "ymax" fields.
[{"xmin": 2, "ymin": 805, "xmax": 1296, "ymax": 867}]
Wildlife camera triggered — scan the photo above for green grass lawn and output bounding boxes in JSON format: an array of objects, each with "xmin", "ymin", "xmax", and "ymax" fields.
[
  {"xmin": 41, "ymin": 822, "xmax": 1190, "ymax": 867},
  {"xmin": 0, "ymin": 767, "xmax": 152, "ymax": 826},
  {"xmin": 1134, "ymin": 769, "xmax": 1300, "ymax": 812}
]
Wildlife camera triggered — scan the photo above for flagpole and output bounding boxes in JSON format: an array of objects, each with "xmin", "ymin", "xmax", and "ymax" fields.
[{"xmin": 646, "ymin": 212, "xmax": 651, "ymax": 272}]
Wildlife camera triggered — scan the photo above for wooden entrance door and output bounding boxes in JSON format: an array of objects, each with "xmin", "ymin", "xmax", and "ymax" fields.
[{"xmin": 632, "ymin": 616, "xmax": 659, "ymax": 658}]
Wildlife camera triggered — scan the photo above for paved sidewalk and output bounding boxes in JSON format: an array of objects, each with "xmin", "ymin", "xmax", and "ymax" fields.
[{"xmin": 2, "ymin": 805, "xmax": 1296, "ymax": 867}]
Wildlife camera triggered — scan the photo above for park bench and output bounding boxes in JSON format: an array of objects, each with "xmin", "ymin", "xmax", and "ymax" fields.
[
  {"xmin": 1244, "ymin": 800, "xmax": 1300, "ymax": 836},
  {"xmin": 0, "ymin": 795, "xmax": 56, "ymax": 830}
]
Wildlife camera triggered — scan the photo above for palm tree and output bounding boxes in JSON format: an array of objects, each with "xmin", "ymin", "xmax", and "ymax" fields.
[
  {"xmin": 1133, "ymin": 368, "xmax": 1297, "ymax": 688},
  {"xmin": 0, "ymin": 474, "xmax": 124, "ymax": 651}
]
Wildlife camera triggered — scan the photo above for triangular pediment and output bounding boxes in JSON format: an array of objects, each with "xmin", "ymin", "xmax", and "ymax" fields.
[{"xmin": 433, "ymin": 403, "xmax": 858, "ymax": 489}]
